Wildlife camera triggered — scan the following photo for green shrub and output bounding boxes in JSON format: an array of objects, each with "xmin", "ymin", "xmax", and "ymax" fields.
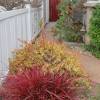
[
  {"xmin": 86, "ymin": 5, "xmax": 100, "ymax": 58},
  {"xmin": 55, "ymin": 0, "xmax": 84, "ymax": 42}
]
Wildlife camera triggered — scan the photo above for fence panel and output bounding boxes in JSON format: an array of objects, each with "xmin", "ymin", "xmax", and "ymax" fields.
[
  {"xmin": 0, "ymin": 5, "xmax": 43, "ymax": 81},
  {"xmin": 32, "ymin": 6, "xmax": 43, "ymax": 38}
]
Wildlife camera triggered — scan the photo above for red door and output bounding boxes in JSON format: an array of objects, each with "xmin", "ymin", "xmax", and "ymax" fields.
[{"xmin": 49, "ymin": 0, "xmax": 59, "ymax": 21}]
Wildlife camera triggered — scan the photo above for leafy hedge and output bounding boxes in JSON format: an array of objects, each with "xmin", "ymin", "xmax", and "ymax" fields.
[{"xmin": 86, "ymin": 5, "xmax": 100, "ymax": 58}]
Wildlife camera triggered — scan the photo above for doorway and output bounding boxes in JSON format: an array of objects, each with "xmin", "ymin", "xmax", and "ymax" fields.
[{"xmin": 49, "ymin": 0, "xmax": 59, "ymax": 21}]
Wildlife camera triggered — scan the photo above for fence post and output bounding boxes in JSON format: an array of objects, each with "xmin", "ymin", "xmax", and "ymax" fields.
[
  {"xmin": 43, "ymin": 0, "xmax": 49, "ymax": 24},
  {"xmin": 25, "ymin": 2, "xmax": 33, "ymax": 41}
]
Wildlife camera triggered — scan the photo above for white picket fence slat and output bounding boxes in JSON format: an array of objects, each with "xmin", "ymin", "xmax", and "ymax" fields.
[{"xmin": 0, "ymin": 5, "xmax": 44, "ymax": 79}]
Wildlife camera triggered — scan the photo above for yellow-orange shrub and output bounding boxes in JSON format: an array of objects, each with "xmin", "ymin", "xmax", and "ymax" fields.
[{"xmin": 9, "ymin": 38, "xmax": 85, "ymax": 77}]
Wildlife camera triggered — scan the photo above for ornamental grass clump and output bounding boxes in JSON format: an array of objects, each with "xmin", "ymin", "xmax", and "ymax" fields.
[
  {"xmin": 9, "ymin": 38, "xmax": 85, "ymax": 77},
  {"xmin": 0, "ymin": 68, "xmax": 81, "ymax": 100}
]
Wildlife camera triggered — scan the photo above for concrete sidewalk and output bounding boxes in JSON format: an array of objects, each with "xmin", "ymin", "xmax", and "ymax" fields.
[{"xmin": 76, "ymin": 52, "xmax": 100, "ymax": 83}]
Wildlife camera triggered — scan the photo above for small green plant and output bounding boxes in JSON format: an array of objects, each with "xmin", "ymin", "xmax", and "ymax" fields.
[
  {"xmin": 86, "ymin": 5, "xmax": 100, "ymax": 58},
  {"xmin": 85, "ymin": 45, "xmax": 100, "ymax": 58},
  {"xmin": 83, "ymin": 84, "xmax": 100, "ymax": 100},
  {"xmin": 63, "ymin": 32, "xmax": 82, "ymax": 42}
]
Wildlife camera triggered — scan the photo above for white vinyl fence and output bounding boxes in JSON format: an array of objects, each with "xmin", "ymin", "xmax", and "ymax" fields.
[{"xmin": 0, "ymin": 4, "xmax": 43, "ymax": 80}]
